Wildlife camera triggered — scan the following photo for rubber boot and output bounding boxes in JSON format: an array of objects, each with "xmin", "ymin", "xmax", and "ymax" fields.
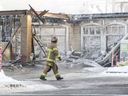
[
  {"xmin": 57, "ymin": 77, "xmax": 63, "ymax": 80},
  {"xmin": 40, "ymin": 76, "xmax": 47, "ymax": 81}
]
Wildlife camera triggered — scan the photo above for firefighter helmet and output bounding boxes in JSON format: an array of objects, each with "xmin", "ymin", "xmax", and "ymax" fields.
[{"xmin": 51, "ymin": 36, "xmax": 58, "ymax": 42}]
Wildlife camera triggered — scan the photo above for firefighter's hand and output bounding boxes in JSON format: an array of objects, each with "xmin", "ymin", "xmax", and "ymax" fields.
[{"xmin": 58, "ymin": 57, "xmax": 62, "ymax": 61}]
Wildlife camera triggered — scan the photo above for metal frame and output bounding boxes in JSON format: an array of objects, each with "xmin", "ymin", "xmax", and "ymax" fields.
[
  {"xmin": 105, "ymin": 22, "xmax": 127, "ymax": 52},
  {"xmin": 71, "ymin": 12, "xmax": 128, "ymax": 23},
  {"xmin": 81, "ymin": 23, "xmax": 101, "ymax": 52},
  {"xmin": 82, "ymin": 27, "xmax": 101, "ymax": 57}
]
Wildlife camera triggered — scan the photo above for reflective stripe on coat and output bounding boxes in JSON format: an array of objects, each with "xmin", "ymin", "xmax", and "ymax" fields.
[{"xmin": 46, "ymin": 42, "xmax": 60, "ymax": 63}]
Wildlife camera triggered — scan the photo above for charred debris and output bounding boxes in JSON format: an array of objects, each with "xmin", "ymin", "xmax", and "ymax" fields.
[{"xmin": 1, "ymin": 5, "xmax": 128, "ymax": 70}]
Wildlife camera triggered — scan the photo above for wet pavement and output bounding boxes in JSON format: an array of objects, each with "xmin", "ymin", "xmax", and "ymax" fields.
[{"xmin": 2, "ymin": 63, "xmax": 128, "ymax": 96}]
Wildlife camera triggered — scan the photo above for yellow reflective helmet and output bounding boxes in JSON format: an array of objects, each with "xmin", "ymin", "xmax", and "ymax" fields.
[{"xmin": 51, "ymin": 36, "xmax": 58, "ymax": 42}]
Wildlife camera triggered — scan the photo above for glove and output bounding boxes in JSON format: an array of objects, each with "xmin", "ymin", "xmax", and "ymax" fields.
[{"xmin": 58, "ymin": 57, "xmax": 62, "ymax": 61}]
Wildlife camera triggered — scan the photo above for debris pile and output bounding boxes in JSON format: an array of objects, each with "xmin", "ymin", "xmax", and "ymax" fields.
[{"xmin": 61, "ymin": 50, "xmax": 102, "ymax": 68}]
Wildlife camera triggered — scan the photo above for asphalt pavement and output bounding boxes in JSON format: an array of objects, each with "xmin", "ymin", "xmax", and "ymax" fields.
[{"xmin": 2, "ymin": 63, "xmax": 128, "ymax": 96}]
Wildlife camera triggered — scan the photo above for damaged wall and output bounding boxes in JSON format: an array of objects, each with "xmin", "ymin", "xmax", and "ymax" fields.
[
  {"xmin": 2, "ymin": 10, "xmax": 128, "ymax": 63},
  {"xmin": 69, "ymin": 18, "xmax": 128, "ymax": 60},
  {"xmin": 20, "ymin": 17, "xmax": 128, "ymax": 61},
  {"xmin": 33, "ymin": 24, "xmax": 69, "ymax": 59}
]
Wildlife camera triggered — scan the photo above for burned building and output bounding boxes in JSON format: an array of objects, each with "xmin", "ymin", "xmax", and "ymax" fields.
[{"xmin": 0, "ymin": 6, "xmax": 128, "ymax": 66}]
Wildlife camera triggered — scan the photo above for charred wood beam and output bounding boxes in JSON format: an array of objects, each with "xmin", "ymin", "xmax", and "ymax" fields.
[
  {"xmin": 44, "ymin": 17, "xmax": 65, "ymax": 23},
  {"xmin": 2, "ymin": 16, "xmax": 13, "ymax": 42},
  {"xmin": 2, "ymin": 23, "xmax": 21, "ymax": 55},
  {"xmin": 0, "ymin": 10, "xmax": 69, "ymax": 20},
  {"xmin": 31, "ymin": 11, "xmax": 69, "ymax": 19},
  {"xmin": 32, "ymin": 16, "xmax": 66, "ymax": 23},
  {"xmin": 0, "ymin": 10, "xmax": 27, "ymax": 15},
  {"xmin": 29, "ymin": 4, "xmax": 45, "ymax": 24},
  {"xmin": 71, "ymin": 12, "xmax": 128, "ymax": 22},
  {"xmin": 39, "ymin": 10, "xmax": 49, "ymax": 17},
  {"xmin": 33, "ymin": 26, "xmax": 47, "ymax": 57},
  {"xmin": 43, "ymin": 13, "xmax": 69, "ymax": 19}
]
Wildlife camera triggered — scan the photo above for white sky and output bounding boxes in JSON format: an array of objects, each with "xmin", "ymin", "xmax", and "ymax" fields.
[
  {"xmin": 1, "ymin": 0, "xmax": 127, "ymax": 14},
  {"xmin": 0, "ymin": 0, "xmax": 108, "ymax": 14}
]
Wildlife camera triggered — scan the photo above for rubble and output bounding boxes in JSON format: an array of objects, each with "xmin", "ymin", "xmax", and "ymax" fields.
[{"xmin": 61, "ymin": 51, "xmax": 102, "ymax": 68}]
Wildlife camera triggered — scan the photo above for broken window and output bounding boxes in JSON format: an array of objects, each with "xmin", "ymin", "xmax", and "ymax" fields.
[
  {"xmin": 82, "ymin": 26, "xmax": 101, "ymax": 59},
  {"xmin": 119, "ymin": 26, "xmax": 124, "ymax": 35},
  {"xmin": 90, "ymin": 28, "xmax": 94, "ymax": 35},
  {"xmin": 106, "ymin": 26, "xmax": 112, "ymax": 34},
  {"xmin": 96, "ymin": 27, "xmax": 100, "ymax": 35},
  {"xmin": 83, "ymin": 28, "xmax": 88, "ymax": 34},
  {"xmin": 34, "ymin": 27, "xmax": 67, "ymax": 59},
  {"xmin": 106, "ymin": 25, "xmax": 125, "ymax": 52},
  {"xmin": 55, "ymin": 28, "xmax": 66, "ymax": 54}
]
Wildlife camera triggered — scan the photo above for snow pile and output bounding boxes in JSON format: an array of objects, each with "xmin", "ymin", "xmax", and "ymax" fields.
[
  {"xmin": 61, "ymin": 67, "xmax": 106, "ymax": 80},
  {"xmin": 62, "ymin": 57, "xmax": 102, "ymax": 68},
  {"xmin": 106, "ymin": 66, "xmax": 128, "ymax": 73},
  {"xmin": 61, "ymin": 50, "xmax": 102, "ymax": 68},
  {"xmin": 100, "ymin": 66, "xmax": 128, "ymax": 77},
  {"xmin": 0, "ymin": 70, "xmax": 57, "ymax": 93},
  {"xmin": 82, "ymin": 67, "xmax": 106, "ymax": 73},
  {"xmin": 87, "ymin": 66, "xmax": 128, "ymax": 78},
  {"xmin": 70, "ymin": 66, "xmax": 128, "ymax": 78},
  {"xmin": 0, "ymin": 82, "xmax": 57, "ymax": 93},
  {"xmin": 0, "ymin": 81, "xmax": 57, "ymax": 93},
  {"xmin": 0, "ymin": 70, "xmax": 26, "ymax": 93},
  {"xmin": 72, "ymin": 58, "xmax": 102, "ymax": 67},
  {"xmin": 0, "ymin": 70, "xmax": 17, "ymax": 83}
]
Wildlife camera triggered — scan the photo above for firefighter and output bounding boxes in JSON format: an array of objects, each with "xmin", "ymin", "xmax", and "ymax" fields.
[{"xmin": 40, "ymin": 36, "xmax": 63, "ymax": 80}]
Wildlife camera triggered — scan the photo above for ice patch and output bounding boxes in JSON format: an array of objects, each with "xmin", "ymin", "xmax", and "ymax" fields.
[
  {"xmin": 27, "ymin": 83, "xmax": 57, "ymax": 91},
  {"xmin": 61, "ymin": 73, "xmax": 87, "ymax": 80},
  {"xmin": 82, "ymin": 67, "xmax": 106, "ymax": 73}
]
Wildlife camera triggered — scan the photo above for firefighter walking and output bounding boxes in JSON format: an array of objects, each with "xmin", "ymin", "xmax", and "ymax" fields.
[{"xmin": 40, "ymin": 36, "xmax": 63, "ymax": 80}]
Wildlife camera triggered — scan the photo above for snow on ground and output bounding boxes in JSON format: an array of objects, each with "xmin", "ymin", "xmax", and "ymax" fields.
[
  {"xmin": 1, "ymin": 66, "xmax": 128, "ymax": 93},
  {"xmin": 86, "ymin": 66, "xmax": 128, "ymax": 78},
  {"xmin": 0, "ymin": 70, "xmax": 17, "ymax": 83},
  {"xmin": 62, "ymin": 66, "xmax": 128, "ymax": 79},
  {"xmin": 0, "ymin": 70, "xmax": 57, "ymax": 93},
  {"xmin": 100, "ymin": 66, "xmax": 128, "ymax": 77}
]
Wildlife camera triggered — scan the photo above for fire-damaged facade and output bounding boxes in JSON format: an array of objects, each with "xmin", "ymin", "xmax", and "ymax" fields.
[
  {"xmin": 69, "ymin": 13, "xmax": 128, "ymax": 65},
  {"xmin": 0, "ymin": 6, "xmax": 128, "ymax": 66}
]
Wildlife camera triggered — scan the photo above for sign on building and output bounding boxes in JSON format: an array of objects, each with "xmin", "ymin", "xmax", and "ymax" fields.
[{"xmin": 120, "ymin": 40, "xmax": 128, "ymax": 61}]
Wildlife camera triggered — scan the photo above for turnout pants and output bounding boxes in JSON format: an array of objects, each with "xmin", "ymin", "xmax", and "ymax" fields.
[{"xmin": 41, "ymin": 61, "xmax": 61, "ymax": 78}]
